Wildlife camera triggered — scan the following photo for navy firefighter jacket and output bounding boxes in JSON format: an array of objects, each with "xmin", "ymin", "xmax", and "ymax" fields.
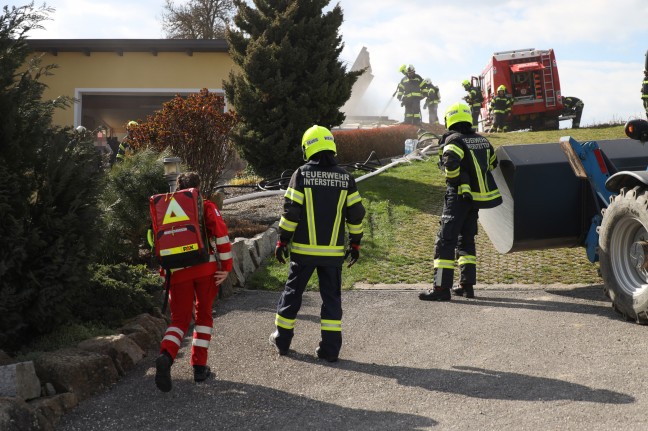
[
  {"xmin": 439, "ymin": 131, "xmax": 503, "ymax": 209},
  {"xmin": 278, "ymin": 156, "xmax": 365, "ymax": 266}
]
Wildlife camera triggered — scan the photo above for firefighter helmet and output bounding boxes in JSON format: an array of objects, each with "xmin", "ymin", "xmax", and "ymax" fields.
[
  {"xmin": 497, "ymin": 85, "xmax": 507, "ymax": 93},
  {"xmin": 399, "ymin": 64, "xmax": 407, "ymax": 74},
  {"xmin": 406, "ymin": 65, "xmax": 415, "ymax": 73},
  {"xmin": 127, "ymin": 120, "xmax": 139, "ymax": 128},
  {"xmin": 444, "ymin": 102, "xmax": 473, "ymax": 129},
  {"xmin": 462, "ymin": 79, "xmax": 470, "ymax": 87},
  {"xmin": 423, "ymin": 78, "xmax": 432, "ymax": 85},
  {"xmin": 75, "ymin": 125, "xmax": 87, "ymax": 134},
  {"xmin": 301, "ymin": 125, "xmax": 336, "ymax": 160}
]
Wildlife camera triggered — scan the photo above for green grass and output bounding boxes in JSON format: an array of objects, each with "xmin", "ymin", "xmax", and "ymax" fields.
[{"xmin": 247, "ymin": 125, "xmax": 629, "ymax": 291}]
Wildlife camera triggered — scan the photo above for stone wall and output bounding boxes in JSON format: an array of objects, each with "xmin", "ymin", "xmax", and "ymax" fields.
[{"xmin": 0, "ymin": 224, "xmax": 278, "ymax": 430}]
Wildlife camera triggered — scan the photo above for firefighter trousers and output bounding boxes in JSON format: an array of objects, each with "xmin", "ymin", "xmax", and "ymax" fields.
[
  {"xmin": 403, "ymin": 98, "xmax": 422, "ymax": 125},
  {"xmin": 160, "ymin": 272, "xmax": 219, "ymax": 366},
  {"xmin": 274, "ymin": 262, "xmax": 343, "ymax": 358},
  {"xmin": 433, "ymin": 189, "xmax": 479, "ymax": 289}
]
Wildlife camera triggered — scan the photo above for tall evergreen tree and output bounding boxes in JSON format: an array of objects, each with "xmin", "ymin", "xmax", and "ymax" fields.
[
  {"xmin": 224, "ymin": 0, "xmax": 362, "ymax": 178},
  {"xmin": 0, "ymin": 4, "xmax": 104, "ymax": 351}
]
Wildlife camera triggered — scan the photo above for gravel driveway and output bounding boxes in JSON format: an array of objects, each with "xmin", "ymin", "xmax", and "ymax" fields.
[{"xmin": 54, "ymin": 284, "xmax": 648, "ymax": 431}]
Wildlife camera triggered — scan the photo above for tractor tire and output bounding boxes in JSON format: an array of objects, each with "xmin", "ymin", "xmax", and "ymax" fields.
[{"xmin": 599, "ymin": 186, "xmax": 648, "ymax": 324}]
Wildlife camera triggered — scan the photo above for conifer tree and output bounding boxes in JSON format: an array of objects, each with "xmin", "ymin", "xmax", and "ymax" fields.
[
  {"xmin": 0, "ymin": 4, "xmax": 103, "ymax": 350},
  {"xmin": 224, "ymin": 0, "xmax": 362, "ymax": 178}
]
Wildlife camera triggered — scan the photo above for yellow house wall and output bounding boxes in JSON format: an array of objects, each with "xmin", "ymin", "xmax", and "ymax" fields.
[{"xmin": 33, "ymin": 51, "xmax": 235, "ymax": 127}]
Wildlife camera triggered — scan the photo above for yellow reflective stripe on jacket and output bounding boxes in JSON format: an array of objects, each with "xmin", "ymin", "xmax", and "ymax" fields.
[
  {"xmin": 330, "ymin": 191, "xmax": 347, "ymax": 246},
  {"xmin": 291, "ymin": 242, "xmax": 345, "ymax": 257},
  {"xmin": 285, "ymin": 187, "xmax": 304, "ymax": 205},
  {"xmin": 458, "ymin": 184, "xmax": 471, "ymax": 195},
  {"xmin": 279, "ymin": 216, "xmax": 297, "ymax": 232},
  {"xmin": 470, "ymin": 150, "xmax": 487, "ymax": 193},
  {"xmin": 458, "ymin": 255, "xmax": 476, "ymax": 266},
  {"xmin": 444, "ymin": 143, "xmax": 464, "ymax": 159},
  {"xmin": 445, "ymin": 166, "xmax": 460, "ymax": 179},
  {"xmin": 347, "ymin": 191, "xmax": 361, "ymax": 207},
  {"xmin": 304, "ymin": 188, "xmax": 317, "ymax": 245},
  {"xmin": 434, "ymin": 259, "xmax": 454, "ymax": 269},
  {"xmin": 471, "ymin": 189, "xmax": 502, "ymax": 201},
  {"xmin": 321, "ymin": 319, "xmax": 342, "ymax": 332},
  {"xmin": 346, "ymin": 221, "xmax": 363, "ymax": 235},
  {"xmin": 275, "ymin": 314, "xmax": 296, "ymax": 330}
]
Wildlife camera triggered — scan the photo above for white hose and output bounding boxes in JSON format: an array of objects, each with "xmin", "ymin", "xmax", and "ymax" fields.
[{"xmin": 222, "ymin": 143, "xmax": 439, "ymax": 205}]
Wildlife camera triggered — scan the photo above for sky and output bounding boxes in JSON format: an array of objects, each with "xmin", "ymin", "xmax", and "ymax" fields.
[{"xmin": 6, "ymin": 0, "xmax": 648, "ymax": 128}]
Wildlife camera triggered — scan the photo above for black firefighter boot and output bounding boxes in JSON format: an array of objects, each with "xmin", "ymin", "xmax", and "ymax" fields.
[
  {"xmin": 155, "ymin": 350, "xmax": 173, "ymax": 392},
  {"xmin": 452, "ymin": 284, "xmax": 475, "ymax": 298},
  {"xmin": 418, "ymin": 287, "xmax": 451, "ymax": 301}
]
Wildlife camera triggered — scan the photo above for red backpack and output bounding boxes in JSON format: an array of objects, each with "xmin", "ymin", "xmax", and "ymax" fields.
[{"xmin": 149, "ymin": 188, "xmax": 210, "ymax": 270}]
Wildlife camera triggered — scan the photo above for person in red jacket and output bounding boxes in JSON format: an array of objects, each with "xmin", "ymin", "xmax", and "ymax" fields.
[{"xmin": 155, "ymin": 172, "xmax": 233, "ymax": 392}]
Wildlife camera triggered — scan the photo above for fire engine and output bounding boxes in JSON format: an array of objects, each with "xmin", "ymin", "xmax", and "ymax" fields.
[{"xmin": 471, "ymin": 48, "xmax": 565, "ymax": 131}]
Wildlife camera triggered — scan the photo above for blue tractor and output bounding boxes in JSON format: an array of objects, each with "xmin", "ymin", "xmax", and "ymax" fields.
[{"xmin": 480, "ymin": 119, "xmax": 648, "ymax": 323}]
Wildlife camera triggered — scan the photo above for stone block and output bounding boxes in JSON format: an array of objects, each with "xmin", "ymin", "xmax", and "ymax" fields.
[
  {"xmin": 0, "ymin": 397, "xmax": 50, "ymax": 431},
  {"xmin": 244, "ymin": 238, "xmax": 261, "ymax": 267},
  {"xmin": 77, "ymin": 334, "xmax": 145, "ymax": 376},
  {"xmin": 33, "ymin": 348, "xmax": 119, "ymax": 402},
  {"xmin": 119, "ymin": 323, "xmax": 156, "ymax": 351},
  {"xmin": 0, "ymin": 361, "xmax": 42, "ymax": 400},
  {"xmin": 29, "ymin": 392, "xmax": 77, "ymax": 429}
]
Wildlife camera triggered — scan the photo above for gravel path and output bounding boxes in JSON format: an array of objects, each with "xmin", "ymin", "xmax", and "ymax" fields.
[{"xmin": 56, "ymin": 286, "xmax": 648, "ymax": 431}]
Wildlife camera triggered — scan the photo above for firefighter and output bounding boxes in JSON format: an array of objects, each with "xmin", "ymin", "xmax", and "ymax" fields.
[
  {"xmin": 396, "ymin": 64, "xmax": 425, "ymax": 125},
  {"xmin": 642, "ymin": 70, "xmax": 648, "ymax": 120},
  {"xmin": 562, "ymin": 96, "xmax": 584, "ymax": 129},
  {"xmin": 269, "ymin": 125, "xmax": 366, "ymax": 362},
  {"xmin": 421, "ymin": 78, "xmax": 441, "ymax": 124},
  {"xmin": 115, "ymin": 120, "xmax": 138, "ymax": 163},
  {"xmin": 419, "ymin": 102, "xmax": 502, "ymax": 301},
  {"xmin": 155, "ymin": 172, "xmax": 233, "ymax": 392},
  {"xmin": 462, "ymin": 79, "xmax": 483, "ymax": 126},
  {"xmin": 489, "ymin": 85, "xmax": 513, "ymax": 132}
]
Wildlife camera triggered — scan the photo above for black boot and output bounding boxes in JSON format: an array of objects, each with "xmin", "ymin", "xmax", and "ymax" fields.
[
  {"xmin": 155, "ymin": 351, "xmax": 173, "ymax": 392},
  {"xmin": 193, "ymin": 365, "xmax": 211, "ymax": 382},
  {"xmin": 316, "ymin": 346, "xmax": 338, "ymax": 363},
  {"xmin": 418, "ymin": 287, "xmax": 451, "ymax": 301},
  {"xmin": 452, "ymin": 284, "xmax": 475, "ymax": 298},
  {"xmin": 269, "ymin": 331, "xmax": 289, "ymax": 356}
]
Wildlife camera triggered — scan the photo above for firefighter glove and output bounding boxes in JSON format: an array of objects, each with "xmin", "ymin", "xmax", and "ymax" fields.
[
  {"xmin": 344, "ymin": 244, "xmax": 361, "ymax": 268},
  {"xmin": 275, "ymin": 241, "xmax": 289, "ymax": 264}
]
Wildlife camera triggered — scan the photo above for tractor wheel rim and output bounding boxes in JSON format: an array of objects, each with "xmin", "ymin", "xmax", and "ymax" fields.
[{"xmin": 611, "ymin": 216, "xmax": 648, "ymax": 296}]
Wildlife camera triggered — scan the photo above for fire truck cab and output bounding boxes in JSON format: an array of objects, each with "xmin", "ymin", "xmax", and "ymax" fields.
[{"xmin": 477, "ymin": 48, "xmax": 564, "ymax": 131}]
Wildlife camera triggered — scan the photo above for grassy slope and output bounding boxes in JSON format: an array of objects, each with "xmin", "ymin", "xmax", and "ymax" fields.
[{"xmin": 248, "ymin": 125, "xmax": 628, "ymax": 291}]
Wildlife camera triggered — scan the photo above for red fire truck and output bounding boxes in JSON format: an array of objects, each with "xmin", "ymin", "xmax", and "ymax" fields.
[{"xmin": 471, "ymin": 48, "xmax": 564, "ymax": 131}]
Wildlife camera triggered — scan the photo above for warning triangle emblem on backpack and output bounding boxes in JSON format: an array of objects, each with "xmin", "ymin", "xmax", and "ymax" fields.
[{"xmin": 163, "ymin": 197, "xmax": 190, "ymax": 225}]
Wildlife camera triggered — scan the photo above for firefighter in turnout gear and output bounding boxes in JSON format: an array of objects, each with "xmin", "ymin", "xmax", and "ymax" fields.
[
  {"xmin": 421, "ymin": 78, "xmax": 441, "ymax": 124},
  {"xmin": 115, "ymin": 120, "xmax": 138, "ymax": 163},
  {"xmin": 270, "ymin": 125, "xmax": 366, "ymax": 362},
  {"xmin": 642, "ymin": 69, "xmax": 648, "ymax": 120},
  {"xmin": 489, "ymin": 85, "xmax": 513, "ymax": 132},
  {"xmin": 561, "ymin": 96, "xmax": 584, "ymax": 129},
  {"xmin": 462, "ymin": 79, "xmax": 483, "ymax": 126},
  {"xmin": 419, "ymin": 103, "xmax": 502, "ymax": 301},
  {"xmin": 396, "ymin": 65, "xmax": 425, "ymax": 125},
  {"xmin": 155, "ymin": 172, "xmax": 233, "ymax": 392}
]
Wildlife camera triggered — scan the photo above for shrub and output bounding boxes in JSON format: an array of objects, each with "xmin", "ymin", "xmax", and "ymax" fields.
[
  {"xmin": 97, "ymin": 148, "xmax": 169, "ymax": 264},
  {"xmin": 73, "ymin": 264, "xmax": 161, "ymax": 326},
  {"xmin": 0, "ymin": 4, "xmax": 107, "ymax": 352},
  {"xmin": 129, "ymin": 89, "xmax": 238, "ymax": 195}
]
